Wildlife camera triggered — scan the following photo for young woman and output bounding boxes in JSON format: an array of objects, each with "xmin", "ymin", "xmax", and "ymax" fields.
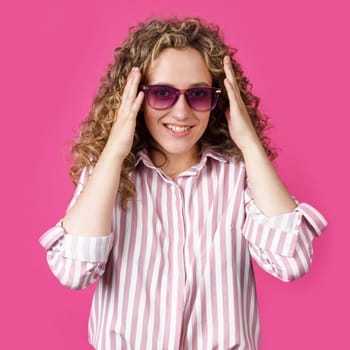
[{"xmin": 39, "ymin": 17, "xmax": 327, "ymax": 349}]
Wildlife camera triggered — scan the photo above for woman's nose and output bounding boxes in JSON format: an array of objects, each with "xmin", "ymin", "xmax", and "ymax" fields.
[{"xmin": 171, "ymin": 94, "xmax": 192, "ymax": 119}]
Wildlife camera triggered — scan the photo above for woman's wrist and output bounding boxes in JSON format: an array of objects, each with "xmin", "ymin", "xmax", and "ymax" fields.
[
  {"xmin": 100, "ymin": 141, "xmax": 128, "ymax": 166},
  {"xmin": 240, "ymin": 137, "xmax": 266, "ymax": 160}
]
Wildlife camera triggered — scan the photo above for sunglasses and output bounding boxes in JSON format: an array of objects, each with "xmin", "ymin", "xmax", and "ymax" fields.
[{"xmin": 141, "ymin": 85, "xmax": 221, "ymax": 112}]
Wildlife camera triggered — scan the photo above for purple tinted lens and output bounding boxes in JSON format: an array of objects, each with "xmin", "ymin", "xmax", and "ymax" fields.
[
  {"xmin": 186, "ymin": 87, "xmax": 214, "ymax": 111},
  {"xmin": 146, "ymin": 86, "xmax": 177, "ymax": 109}
]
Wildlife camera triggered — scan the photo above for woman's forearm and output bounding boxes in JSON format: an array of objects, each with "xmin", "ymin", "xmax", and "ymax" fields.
[
  {"xmin": 242, "ymin": 141, "xmax": 297, "ymax": 217},
  {"xmin": 62, "ymin": 147, "xmax": 124, "ymax": 237}
]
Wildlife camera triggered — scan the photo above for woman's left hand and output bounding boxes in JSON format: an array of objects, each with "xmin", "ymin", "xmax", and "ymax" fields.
[{"xmin": 223, "ymin": 56, "xmax": 260, "ymax": 151}]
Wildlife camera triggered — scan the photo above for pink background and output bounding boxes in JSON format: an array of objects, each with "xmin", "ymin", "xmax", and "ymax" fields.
[{"xmin": 1, "ymin": 0, "xmax": 348, "ymax": 348}]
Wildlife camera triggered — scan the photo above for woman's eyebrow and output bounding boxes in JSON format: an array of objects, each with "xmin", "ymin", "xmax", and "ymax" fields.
[
  {"xmin": 147, "ymin": 82, "xmax": 212, "ymax": 87},
  {"xmin": 190, "ymin": 82, "xmax": 211, "ymax": 87}
]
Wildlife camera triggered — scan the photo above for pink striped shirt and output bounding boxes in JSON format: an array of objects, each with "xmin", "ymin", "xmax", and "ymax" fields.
[{"xmin": 39, "ymin": 149, "xmax": 327, "ymax": 349}]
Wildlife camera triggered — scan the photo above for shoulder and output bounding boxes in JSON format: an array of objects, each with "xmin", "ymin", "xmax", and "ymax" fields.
[
  {"xmin": 204, "ymin": 148, "xmax": 244, "ymax": 169},
  {"xmin": 201, "ymin": 149, "xmax": 246, "ymax": 187}
]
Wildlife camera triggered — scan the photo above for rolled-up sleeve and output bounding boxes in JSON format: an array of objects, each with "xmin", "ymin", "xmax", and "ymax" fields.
[
  {"xmin": 39, "ymin": 223, "xmax": 113, "ymax": 289},
  {"xmin": 242, "ymin": 189, "xmax": 327, "ymax": 282},
  {"xmin": 39, "ymin": 167, "xmax": 114, "ymax": 290}
]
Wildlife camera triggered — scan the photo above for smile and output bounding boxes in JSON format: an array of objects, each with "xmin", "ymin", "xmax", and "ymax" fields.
[{"xmin": 164, "ymin": 124, "xmax": 193, "ymax": 133}]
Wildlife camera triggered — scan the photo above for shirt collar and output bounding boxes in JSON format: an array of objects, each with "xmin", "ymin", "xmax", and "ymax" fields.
[{"xmin": 135, "ymin": 148, "xmax": 229, "ymax": 176}]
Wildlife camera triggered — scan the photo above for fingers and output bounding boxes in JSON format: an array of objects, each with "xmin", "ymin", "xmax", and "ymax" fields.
[
  {"xmin": 115, "ymin": 67, "xmax": 144, "ymax": 122},
  {"xmin": 223, "ymin": 56, "xmax": 240, "ymax": 108},
  {"xmin": 224, "ymin": 76, "xmax": 235, "ymax": 103},
  {"xmin": 223, "ymin": 56, "xmax": 237, "ymax": 87},
  {"xmin": 223, "ymin": 55, "xmax": 241, "ymax": 95},
  {"xmin": 108, "ymin": 68, "xmax": 144, "ymax": 158},
  {"xmin": 223, "ymin": 56, "xmax": 247, "ymax": 109},
  {"xmin": 120, "ymin": 67, "xmax": 142, "ymax": 109},
  {"xmin": 131, "ymin": 90, "xmax": 144, "ymax": 114}
]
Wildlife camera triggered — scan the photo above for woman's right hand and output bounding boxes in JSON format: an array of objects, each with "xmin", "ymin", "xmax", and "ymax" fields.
[{"xmin": 104, "ymin": 67, "xmax": 144, "ymax": 160}]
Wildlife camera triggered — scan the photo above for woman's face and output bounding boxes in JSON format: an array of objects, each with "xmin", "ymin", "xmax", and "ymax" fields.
[{"xmin": 143, "ymin": 47, "xmax": 212, "ymax": 168}]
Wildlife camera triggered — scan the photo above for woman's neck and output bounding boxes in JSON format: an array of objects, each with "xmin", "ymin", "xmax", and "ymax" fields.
[{"xmin": 148, "ymin": 146, "xmax": 200, "ymax": 179}]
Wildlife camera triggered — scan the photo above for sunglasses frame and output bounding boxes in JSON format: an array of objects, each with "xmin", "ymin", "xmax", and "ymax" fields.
[{"xmin": 141, "ymin": 84, "xmax": 222, "ymax": 112}]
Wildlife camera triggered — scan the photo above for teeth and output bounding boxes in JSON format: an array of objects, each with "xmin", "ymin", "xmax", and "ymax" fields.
[{"xmin": 165, "ymin": 124, "xmax": 191, "ymax": 133}]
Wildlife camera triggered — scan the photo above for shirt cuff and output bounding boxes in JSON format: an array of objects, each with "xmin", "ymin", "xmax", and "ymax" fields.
[
  {"xmin": 39, "ymin": 222, "xmax": 65, "ymax": 250},
  {"xmin": 295, "ymin": 202, "xmax": 328, "ymax": 236},
  {"xmin": 63, "ymin": 233, "xmax": 113, "ymax": 263},
  {"xmin": 39, "ymin": 221, "xmax": 114, "ymax": 263},
  {"xmin": 243, "ymin": 200, "xmax": 327, "ymax": 257}
]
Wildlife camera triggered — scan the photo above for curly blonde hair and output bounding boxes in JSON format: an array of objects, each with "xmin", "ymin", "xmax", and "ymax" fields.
[{"xmin": 70, "ymin": 17, "xmax": 276, "ymax": 208}]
